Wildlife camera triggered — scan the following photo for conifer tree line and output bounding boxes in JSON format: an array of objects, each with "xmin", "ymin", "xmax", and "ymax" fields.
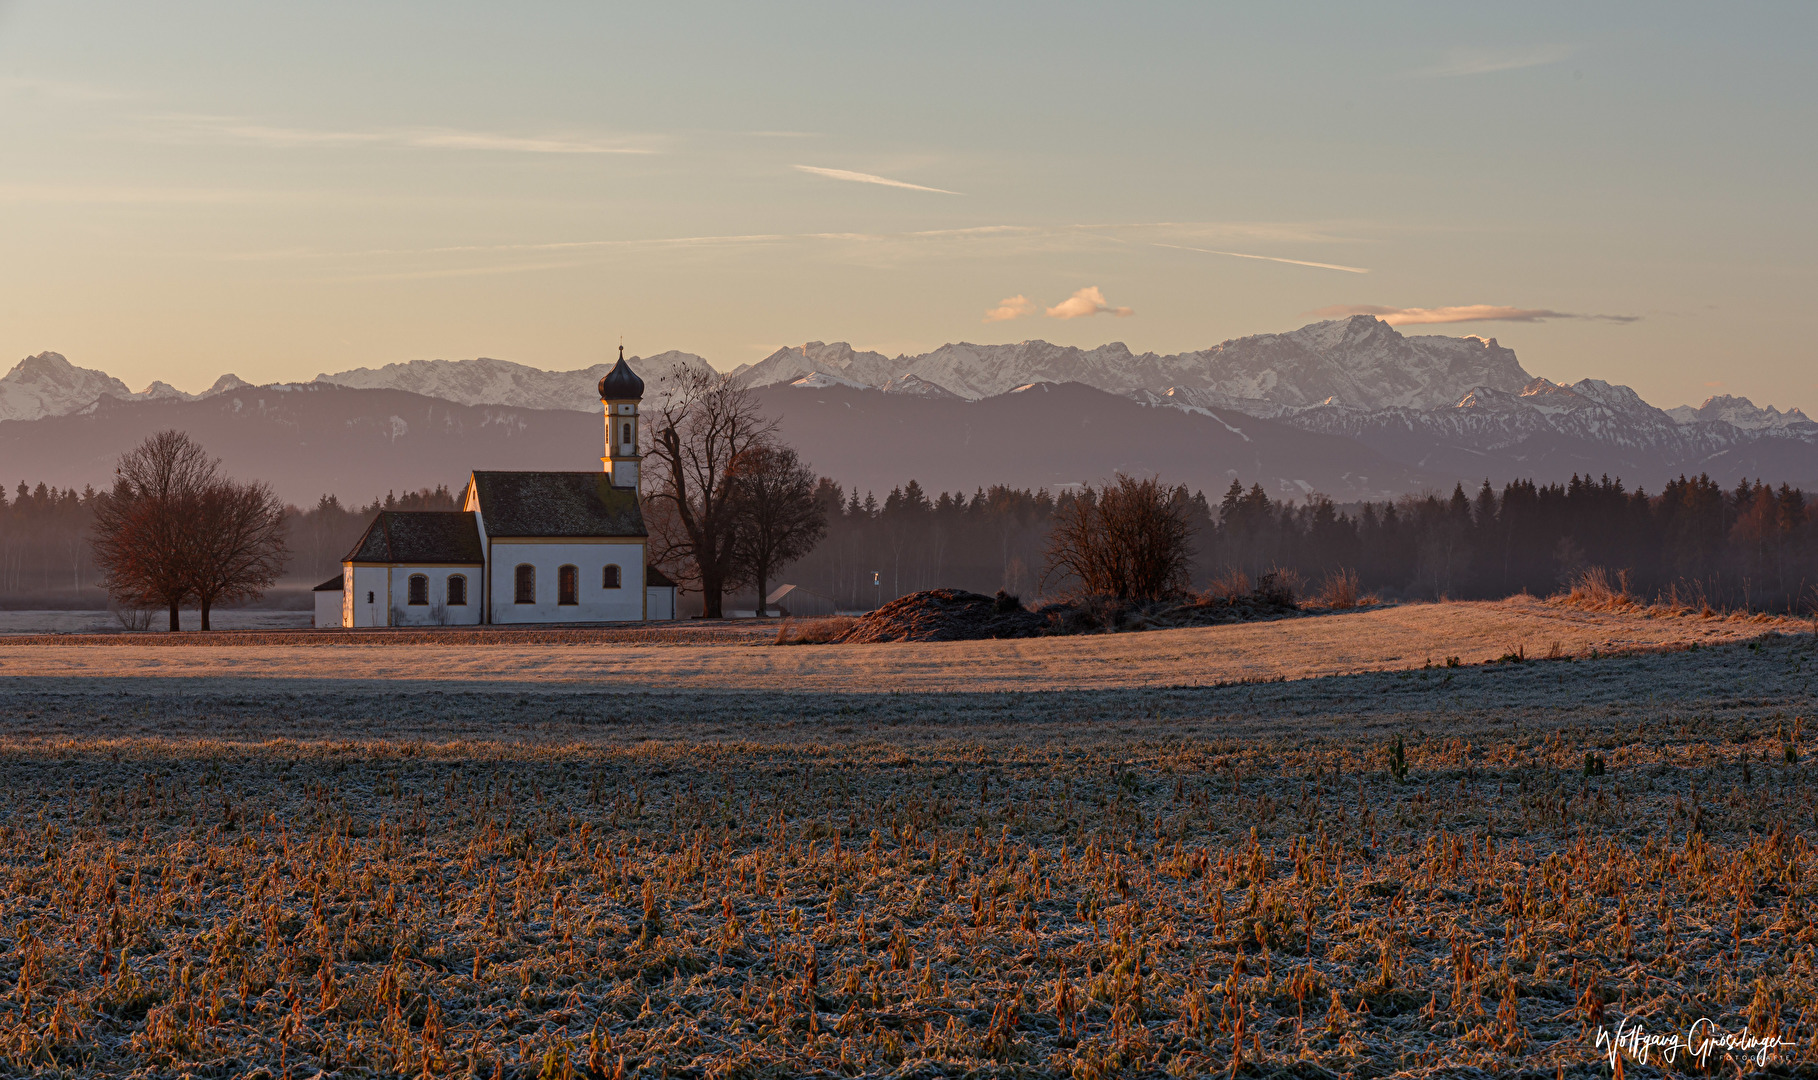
[
  {"xmin": 784, "ymin": 473, "xmax": 1818, "ymax": 612},
  {"xmin": 5, "ymin": 469, "xmax": 1815, "ymax": 614}
]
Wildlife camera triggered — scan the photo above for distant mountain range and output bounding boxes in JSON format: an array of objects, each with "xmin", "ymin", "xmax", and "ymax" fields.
[{"xmin": 4, "ymin": 317, "xmax": 1815, "ymax": 501}]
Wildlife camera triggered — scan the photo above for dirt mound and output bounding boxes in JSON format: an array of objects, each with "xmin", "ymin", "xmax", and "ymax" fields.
[{"xmin": 837, "ymin": 589, "xmax": 1048, "ymax": 644}]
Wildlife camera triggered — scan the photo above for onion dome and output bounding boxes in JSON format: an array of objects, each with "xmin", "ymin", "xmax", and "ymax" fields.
[{"xmin": 597, "ymin": 345, "xmax": 644, "ymax": 400}]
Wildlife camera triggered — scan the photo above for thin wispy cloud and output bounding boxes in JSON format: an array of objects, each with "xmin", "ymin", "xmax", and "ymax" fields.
[
  {"xmin": 1408, "ymin": 44, "xmax": 1577, "ymax": 79},
  {"xmin": 0, "ymin": 184, "xmax": 306, "ymax": 205},
  {"xmin": 1157, "ymin": 242, "xmax": 1369, "ymax": 274},
  {"xmin": 0, "ymin": 75, "xmax": 135, "ymax": 101},
  {"xmin": 1310, "ymin": 304, "xmax": 1638, "ymax": 325},
  {"xmin": 148, "ymin": 115, "xmax": 657, "ymax": 154},
  {"xmin": 984, "ymin": 295, "xmax": 1038, "ymax": 322},
  {"xmin": 793, "ymin": 165, "xmax": 960, "ymax": 195},
  {"xmin": 1046, "ymin": 286, "xmax": 1133, "ymax": 320}
]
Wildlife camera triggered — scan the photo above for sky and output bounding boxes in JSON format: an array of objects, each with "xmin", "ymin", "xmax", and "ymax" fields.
[{"xmin": 1, "ymin": 1, "xmax": 1814, "ymax": 412}]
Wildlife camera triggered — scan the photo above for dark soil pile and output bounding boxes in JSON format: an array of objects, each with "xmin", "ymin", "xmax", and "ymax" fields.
[{"xmin": 836, "ymin": 589, "xmax": 1049, "ymax": 643}]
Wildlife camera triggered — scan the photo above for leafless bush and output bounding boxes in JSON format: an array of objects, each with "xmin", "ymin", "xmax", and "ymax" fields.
[
  {"xmin": 1559, "ymin": 566, "xmax": 1636, "ymax": 611},
  {"xmin": 1201, "ymin": 569, "xmax": 1251, "ymax": 602},
  {"xmin": 774, "ymin": 615, "xmax": 857, "ymax": 645},
  {"xmin": 1314, "ymin": 568, "xmax": 1360, "ymax": 609},
  {"xmin": 1042, "ymin": 474, "xmax": 1195, "ymax": 602},
  {"xmin": 108, "ymin": 601, "xmax": 156, "ymax": 632},
  {"xmin": 1253, "ymin": 568, "xmax": 1299, "ymax": 607}
]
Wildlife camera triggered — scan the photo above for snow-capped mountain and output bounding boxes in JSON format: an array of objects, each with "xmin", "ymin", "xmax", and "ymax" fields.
[
  {"xmin": 0, "ymin": 353, "xmax": 132, "ymax": 423},
  {"xmin": 5, "ymin": 316, "xmax": 1814, "ymax": 494},
  {"xmin": 1667, "ymin": 395, "xmax": 1814, "ymax": 431},
  {"xmin": 0, "ymin": 354, "xmax": 255, "ymax": 422},
  {"xmin": 734, "ymin": 316, "xmax": 1535, "ymax": 411},
  {"xmin": 314, "ymin": 352, "xmax": 709, "ymax": 412}
]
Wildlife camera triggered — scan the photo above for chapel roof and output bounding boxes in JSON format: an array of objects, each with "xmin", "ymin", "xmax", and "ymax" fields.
[
  {"xmin": 645, "ymin": 563, "xmax": 675, "ymax": 587},
  {"xmin": 597, "ymin": 348, "xmax": 645, "ymax": 401},
  {"xmin": 343, "ymin": 511, "xmax": 486, "ymax": 564},
  {"xmin": 468, "ymin": 471, "xmax": 647, "ymax": 538},
  {"xmin": 313, "ymin": 574, "xmax": 344, "ymax": 592}
]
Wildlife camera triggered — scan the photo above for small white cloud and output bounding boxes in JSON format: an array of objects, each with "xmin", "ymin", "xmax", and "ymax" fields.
[
  {"xmin": 793, "ymin": 165, "xmax": 960, "ymax": 195},
  {"xmin": 984, "ymin": 295, "xmax": 1038, "ymax": 322},
  {"xmin": 1046, "ymin": 286, "xmax": 1133, "ymax": 320},
  {"xmin": 1409, "ymin": 44, "xmax": 1578, "ymax": 79}
]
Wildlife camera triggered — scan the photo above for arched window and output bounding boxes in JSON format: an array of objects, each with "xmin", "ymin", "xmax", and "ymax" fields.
[
  {"xmin": 447, "ymin": 574, "xmax": 467, "ymax": 606},
  {"xmin": 602, "ymin": 564, "xmax": 621, "ymax": 589},
  {"xmin": 621, "ymin": 421, "xmax": 632, "ymax": 447},
  {"xmin": 407, "ymin": 574, "xmax": 429, "ymax": 605},
  {"xmin": 558, "ymin": 564, "xmax": 579, "ymax": 605},
  {"xmin": 514, "ymin": 564, "xmax": 536, "ymax": 604}
]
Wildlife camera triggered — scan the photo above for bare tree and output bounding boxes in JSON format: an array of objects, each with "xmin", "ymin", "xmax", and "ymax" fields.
[
  {"xmin": 187, "ymin": 478, "xmax": 289, "ymax": 630},
  {"xmin": 728, "ymin": 444, "xmax": 827, "ymax": 616},
  {"xmin": 1042, "ymin": 474, "xmax": 1195, "ymax": 601},
  {"xmin": 90, "ymin": 430, "xmax": 219, "ymax": 630},
  {"xmin": 90, "ymin": 430, "xmax": 289, "ymax": 631},
  {"xmin": 644, "ymin": 366, "xmax": 776, "ymax": 618}
]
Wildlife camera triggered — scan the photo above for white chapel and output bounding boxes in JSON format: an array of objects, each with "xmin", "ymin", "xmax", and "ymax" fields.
[{"xmin": 313, "ymin": 350, "xmax": 677, "ymax": 627}]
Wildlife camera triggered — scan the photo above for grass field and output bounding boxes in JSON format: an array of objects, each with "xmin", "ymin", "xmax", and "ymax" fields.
[{"xmin": 0, "ymin": 600, "xmax": 1814, "ymax": 1077}]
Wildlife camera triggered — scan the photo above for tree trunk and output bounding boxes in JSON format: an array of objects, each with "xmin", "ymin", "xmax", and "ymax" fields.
[
  {"xmin": 168, "ymin": 601, "xmax": 180, "ymax": 632},
  {"xmin": 699, "ymin": 567, "xmax": 724, "ymax": 619},
  {"xmin": 200, "ymin": 597, "xmax": 212, "ymax": 631},
  {"xmin": 755, "ymin": 565, "xmax": 769, "ymax": 617}
]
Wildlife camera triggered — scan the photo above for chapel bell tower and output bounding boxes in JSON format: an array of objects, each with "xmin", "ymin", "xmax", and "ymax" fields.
[{"xmin": 598, "ymin": 345, "xmax": 644, "ymax": 490}]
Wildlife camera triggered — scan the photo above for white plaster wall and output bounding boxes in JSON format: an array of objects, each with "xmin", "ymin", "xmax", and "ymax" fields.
[
  {"xmin": 346, "ymin": 566, "xmax": 390, "ymax": 627},
  {"xmin": 488, "ymin": 542, "xmax": 645, "ymax": 623},
  {"xmin": 314, "ymin": 590, "xmax": 343, "ymax": 628},
  {"xmin": 646, "ymin": 586, "xmax": 675, "ymax": 621},
  {"xmin": 387, "ymin": 567, "xmax": 484, "ymax": 626}
]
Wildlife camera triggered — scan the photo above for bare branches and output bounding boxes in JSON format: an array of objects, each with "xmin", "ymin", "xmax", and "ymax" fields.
[
  {"xmin": 1042, "ymin": 474, "xmax": 1195, "ymax": 601},
  {"xmin": 728, "ymin": 444, "xmax": 828, "ymax": 616},
  {"xmin": 643, "ymin": 366, "xmax": 777, "ymax": 617},
  {"xmin": 188, "ymin": 478, "xmax": 289, "ymax": 630},
  {"xmin": 88, "ymin": 430, "xmax": 288, "ymax": 631}
]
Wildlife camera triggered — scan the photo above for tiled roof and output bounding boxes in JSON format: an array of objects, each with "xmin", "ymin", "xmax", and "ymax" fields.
[
  {"xmin": 313, "ymin": 574, "xmax": 344, "ymax": 591},
  {"xmin": 646, "ymin": 563, "xmax": 675, "ymax": 587},
  {"xmin": 344, "ymin": 511, "xmax": 486, "ymax": 564},
  {"xmin": 469, "ymin": 472, "xmax": 646, "ymax": 538}
]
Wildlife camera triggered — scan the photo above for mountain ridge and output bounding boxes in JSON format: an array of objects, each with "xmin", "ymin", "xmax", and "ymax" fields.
[{"xmin": 5, "ymin": 318, "xmax": 1814, "ymax": 497}]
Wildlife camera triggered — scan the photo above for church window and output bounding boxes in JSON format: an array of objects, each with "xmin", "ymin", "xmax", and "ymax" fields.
[
  {"xmin": 407, "ymin": 574, "xmax": 429, "ymax": 605},
  {"xmin": 603, "ymin": 564, "xmax": 621, "ymax": 589},
  {"xmin": 447, "ymin": 575, "xmax": 467, "ymax": 606},
  {"xmin": 514, "ymin": 564, "xmax": 536, "ymax": 604},
  {"xmin": 558, "ymin": 565, "xmax": 579, "ymax": 605},
  {"xmin": 621, "ymin": 422, "xmax": 632, "ymax": 447}
]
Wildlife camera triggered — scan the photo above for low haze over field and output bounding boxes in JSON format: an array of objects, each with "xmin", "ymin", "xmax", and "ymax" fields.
[{"xmin": 1, "ymin": 3, "xmax": 1814, "ymax": 413}]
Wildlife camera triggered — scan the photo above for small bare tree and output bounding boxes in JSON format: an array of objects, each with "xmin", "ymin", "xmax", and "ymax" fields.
[
  {"xmin": 90, "ymin": 430, "xmax": 218, "ymax": 630},
  {"xmin": 90, "ymin": 430, "xmax": 289, "ymax": 631},
  {"xmin": 1042, "ymin": 474, "xmax": 1195, "ymax": 601},
  {"xmin": 187, "ymin": 477, "xmax": 289, "ymax": 630},
  {"xmin": 728, "ymin": 445, "xmax": 827, "ymax": 616},
  {"xmin": 644, "ymin": 365, "xmax": 776, "ymax": 618}
]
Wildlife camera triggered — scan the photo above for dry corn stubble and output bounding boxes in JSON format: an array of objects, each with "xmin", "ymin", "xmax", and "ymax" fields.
[{"xmin": 0, "ymin": 633, "xmax": 1816, "ymax": 1076}]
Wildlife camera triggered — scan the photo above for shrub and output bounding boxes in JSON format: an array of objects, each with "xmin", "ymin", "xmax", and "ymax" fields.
[
  {"xmin": 1314, "ymin": 568, "xmax": 1360, "ymax": 610},
  {"xmin": 1042, "ymin": 474, "xmax": 1195, "ymax": 601}
]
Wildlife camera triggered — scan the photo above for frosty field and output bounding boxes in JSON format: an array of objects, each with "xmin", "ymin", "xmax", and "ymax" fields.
[{"xmin": 0, "ymin": 601, "xmax": 1815, "ymax": 1077}]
